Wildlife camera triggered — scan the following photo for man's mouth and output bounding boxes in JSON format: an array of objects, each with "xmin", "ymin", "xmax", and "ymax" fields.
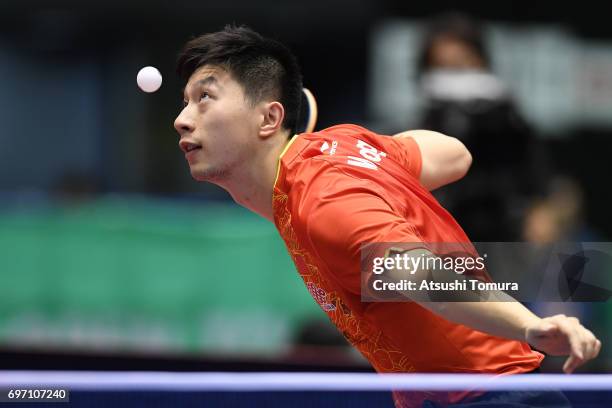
[{"xmin": 179, "ymin": 140, "xmax": 202, "ymax": 154}]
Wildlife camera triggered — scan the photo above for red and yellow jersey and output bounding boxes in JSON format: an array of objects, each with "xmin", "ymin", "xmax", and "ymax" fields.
[{"xmin": 272, "ymin": 124, "xmax": 543, "ymax": 408}]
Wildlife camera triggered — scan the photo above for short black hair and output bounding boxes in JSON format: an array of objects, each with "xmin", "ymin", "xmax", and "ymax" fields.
[{"xmin": 177, "ymin": 25, "xmax": 303, "ymax": 135}]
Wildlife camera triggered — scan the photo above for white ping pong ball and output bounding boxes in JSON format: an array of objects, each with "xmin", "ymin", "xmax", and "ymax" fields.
[{"xmin": 137, "ymin": 66, "xmax": 162, "ymax": 93}]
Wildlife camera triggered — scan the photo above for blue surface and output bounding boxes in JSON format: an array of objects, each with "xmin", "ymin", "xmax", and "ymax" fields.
[{"xmin": 4, "ymin": 390, "xmax": 612, "ymax": 408}]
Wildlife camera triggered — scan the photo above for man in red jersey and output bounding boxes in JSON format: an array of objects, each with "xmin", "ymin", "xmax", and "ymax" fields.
[{"xmin": 173, "ymin": 25, "xmax": 601, "ymax": 407}]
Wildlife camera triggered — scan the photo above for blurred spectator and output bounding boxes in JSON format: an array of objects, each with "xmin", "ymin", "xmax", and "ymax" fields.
[
  {"xmin": 416, "ymin": 13, "xmax": 547, "ymax": 241},
  {"xmin": 523, "ymin": 176, "xmax": 596, "ymax": 244}
]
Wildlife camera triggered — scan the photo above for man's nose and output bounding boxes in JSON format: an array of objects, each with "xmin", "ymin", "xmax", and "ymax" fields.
[{"xmin": 174, "ymin": 108, "xmax": 195, "ymax": 134}]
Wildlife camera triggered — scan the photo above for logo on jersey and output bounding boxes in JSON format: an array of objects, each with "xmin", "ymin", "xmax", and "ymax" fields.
[
  {"xmin": 347, "ymin": 139, "xmax": 387, "ymax": 170},
  {"xmin": 320, "ymin": 140, "xmax": 338, "ymax": 155},
  {"xmin": 306, "ymin": 282, "xmax": 336, "ymax": 311}
]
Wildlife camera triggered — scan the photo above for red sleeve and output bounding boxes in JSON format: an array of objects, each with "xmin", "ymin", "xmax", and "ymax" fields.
[
  {"xmin": 298, "ymin": 161, "xmax": 421, "ymax": 294},
  {"xmin": 384, "ymin": 136, "xmax": 423, "ymax": 180}
]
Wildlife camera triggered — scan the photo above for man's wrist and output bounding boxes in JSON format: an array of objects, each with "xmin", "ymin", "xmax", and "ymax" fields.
[{"xmin": 521, "ymin": 315, "xmax": 543, "ymax": 342}]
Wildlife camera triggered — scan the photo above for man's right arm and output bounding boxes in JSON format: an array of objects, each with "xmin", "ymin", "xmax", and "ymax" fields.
[
  {"xmin": 393, "ymin": 130, "xmax": 472, "ymax": 191},
  {"xmin": 382, "ymin": 248, "xmax": 602, "ymax": 373}
]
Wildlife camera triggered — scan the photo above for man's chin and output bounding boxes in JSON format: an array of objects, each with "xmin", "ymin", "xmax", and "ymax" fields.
[
  {"xmin": 189, "ymin": 165, "xmax": 227, "ymax": 182},
  {"xmin": 190, "ymin": 168, "xmax": 208, "ymax": 182}
]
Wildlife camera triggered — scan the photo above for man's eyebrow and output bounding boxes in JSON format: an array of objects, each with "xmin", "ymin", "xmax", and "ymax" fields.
[{"xmin": 182, "ymin": 76, "xmax": 219, "ymax": 99}]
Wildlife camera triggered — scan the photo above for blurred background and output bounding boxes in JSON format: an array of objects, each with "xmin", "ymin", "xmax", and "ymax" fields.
[{"xmin": 1, "ymin": 1, "xmax": 611, "ymax": 374}]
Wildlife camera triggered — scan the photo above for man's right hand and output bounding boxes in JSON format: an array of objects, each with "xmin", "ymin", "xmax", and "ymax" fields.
[{"xmin": 525, "ymin": 314, "xmax": 602, "ymax": 373}]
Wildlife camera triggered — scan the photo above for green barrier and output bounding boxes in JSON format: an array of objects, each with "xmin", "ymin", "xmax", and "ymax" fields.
[{"xmin": 0, "ymin": 197, "xmax": 323, "ymax": 355}]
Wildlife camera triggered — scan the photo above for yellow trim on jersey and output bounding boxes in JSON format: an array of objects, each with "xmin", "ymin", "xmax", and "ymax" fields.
[{"xmin": 274, "ymin": 134, "xmax": 298, "ymax": 187}]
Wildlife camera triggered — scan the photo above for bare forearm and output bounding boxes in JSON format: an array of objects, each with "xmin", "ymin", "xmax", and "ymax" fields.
[{"xmin": 383, "ymin": 248, "xmax": 539, "ymax": 341}]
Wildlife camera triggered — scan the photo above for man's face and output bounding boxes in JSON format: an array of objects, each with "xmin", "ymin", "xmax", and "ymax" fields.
[
  {"xmin": 174, "ymin": 65, "xmax": 260, "ymax": 182},
  {"xmin": 428, "ymin": 35, "xmax": 485, "ymax": 70}
]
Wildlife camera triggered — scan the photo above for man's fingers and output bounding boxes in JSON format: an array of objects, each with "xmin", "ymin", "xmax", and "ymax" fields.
[
  {"xmin": 563, "ymin": 355, "xmax": 576, "ymax": 374},
  {"xmin": 553, "ymin": 316, "xmax": 585, "ymax": 359},
  {"xmin": 583, "ymin": 329, "xmax": 601, "ymax": 360},
  {"xmin": 567, "ymin": 327, "xmax": 585, "ymax": 361},
  {"xmin": 552, "ymin": 315, "xmax": 602, "ymax": 372},
  {"xmin": 584, "ymin": 335, "xmax": 595, "ymax": 360},
  {"xmin": 572, "ymin": 325, "xmax": 599, "ymax": 361},
  {"xmin": 595, "ymin": 339, "xmax": 602, "ymax": 358},
  {"xmin": 576, "ymin": 326, "xmax": 591, "ymax": 360},
  {"xmin": 563, "ymin": 354, "xmax": 582, "ymax": 374}
]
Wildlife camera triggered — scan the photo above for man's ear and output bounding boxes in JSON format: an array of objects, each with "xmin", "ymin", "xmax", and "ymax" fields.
[{"xmin": 259, "ymin": 101, "xmax": 285, "ymax": 138}]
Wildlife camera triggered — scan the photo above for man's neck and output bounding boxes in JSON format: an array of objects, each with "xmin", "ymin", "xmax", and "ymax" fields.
[{"xmin": 217, "ymin": 132, "xmax": 292, "ymax": 222}]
